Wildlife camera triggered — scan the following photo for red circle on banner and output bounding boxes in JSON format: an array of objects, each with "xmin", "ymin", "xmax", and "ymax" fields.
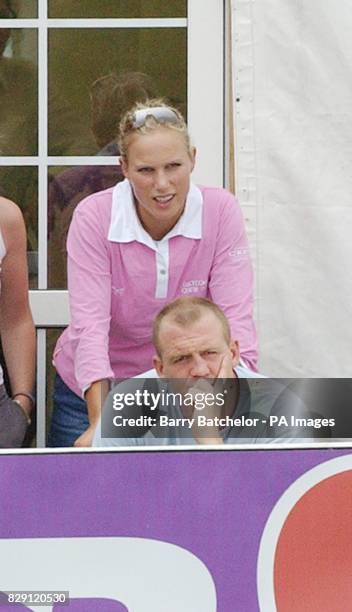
[{"xmin": 274, "ymin": 470, "xmax": 352, "ymax": 612}]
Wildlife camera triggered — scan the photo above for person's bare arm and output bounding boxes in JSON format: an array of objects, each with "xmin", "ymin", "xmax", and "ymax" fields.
[
  {"xmin": 0, "ymin": 198, "xmax": 36, "ymax": 418},
  {"xmin": 74, "ymin": 378, "xmax": 110, "ymax": 447}
]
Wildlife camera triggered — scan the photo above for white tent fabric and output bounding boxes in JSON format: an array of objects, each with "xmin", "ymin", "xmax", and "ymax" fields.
[{"xmin": 232, "ymin": 0, "xmax": 352, "ymax": 376}]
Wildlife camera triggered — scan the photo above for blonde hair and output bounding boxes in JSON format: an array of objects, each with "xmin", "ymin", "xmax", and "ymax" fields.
[
  {"xmin": 153, "ymin": 297, "xmax": 231, "ymax": 357},
  {"xmin": 118, "ymin": 98, "xmax": 191, "ymax": 160}
]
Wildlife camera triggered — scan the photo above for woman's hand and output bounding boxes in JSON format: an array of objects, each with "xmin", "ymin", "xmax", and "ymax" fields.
[
  {"xmin": 74, "ymin": 423, "xmax": 97, "ymax": 448},
  {"xmin": 74, "ymin": 378, "xmax": 110, "ymax": 447}
]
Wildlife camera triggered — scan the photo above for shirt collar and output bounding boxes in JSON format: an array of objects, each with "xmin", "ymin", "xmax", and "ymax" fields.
[{"xmin": 108, "ymin": 178, "xmax": 203, "ymax": 249}]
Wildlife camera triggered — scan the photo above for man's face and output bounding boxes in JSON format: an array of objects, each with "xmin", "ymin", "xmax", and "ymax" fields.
[{"xmin": 153, "ymin": 311, "xmax": 239, "ymax": 380}]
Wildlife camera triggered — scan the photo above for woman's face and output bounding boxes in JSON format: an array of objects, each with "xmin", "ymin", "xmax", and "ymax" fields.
[{"xmin": 121, "ymin": 127, "xmax": 196, "ymax": 239}]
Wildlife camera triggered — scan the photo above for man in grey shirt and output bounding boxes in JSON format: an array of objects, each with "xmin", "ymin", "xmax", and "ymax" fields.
[{"xmin": 93, "ymin": 297, "xmax": 329, "ymax": 447}]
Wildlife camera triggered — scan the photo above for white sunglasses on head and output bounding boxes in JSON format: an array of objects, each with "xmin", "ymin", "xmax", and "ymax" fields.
[{"xmin": 132, "ymin": 106, "xmax": 180, "ymax": 128}]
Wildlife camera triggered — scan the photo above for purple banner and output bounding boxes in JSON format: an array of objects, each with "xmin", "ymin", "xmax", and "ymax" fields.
[{"xmin": 0, "ymin": 448, "xmax": 351, "ymax": 610}]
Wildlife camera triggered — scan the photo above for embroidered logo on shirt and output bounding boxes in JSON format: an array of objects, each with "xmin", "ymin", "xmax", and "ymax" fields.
[
  {"xmin": 181, "ymin": 280, "xmax": 207, "ymax": 295},
  {"xmin": 112, "ymin": 286, "xmax": 125, "ymax": 296},
  {"xmin": 229, "ymin": 246, "xmax": 249, "ymax": 258}
]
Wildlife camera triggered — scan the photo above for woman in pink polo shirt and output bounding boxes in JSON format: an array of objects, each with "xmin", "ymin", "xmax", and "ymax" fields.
[{"xmin": 50, "ymin": 99, "xmax": 257, "ymax": 447}]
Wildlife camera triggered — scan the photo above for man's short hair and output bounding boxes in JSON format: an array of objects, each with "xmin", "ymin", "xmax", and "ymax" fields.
[{"xmin": 153, "ymin": 297, "xmax": 231, "ymax": 357}]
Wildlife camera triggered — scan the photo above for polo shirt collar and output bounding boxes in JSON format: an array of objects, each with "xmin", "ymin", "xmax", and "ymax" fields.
[{"xmin": 108, "ymin": 178, "xmax": 203, "ymax": 248}]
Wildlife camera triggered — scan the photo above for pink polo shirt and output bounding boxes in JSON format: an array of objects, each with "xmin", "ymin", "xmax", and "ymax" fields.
[{"xmin": 53, "ymin": 179, "xmax": 257, "ymax": 397}]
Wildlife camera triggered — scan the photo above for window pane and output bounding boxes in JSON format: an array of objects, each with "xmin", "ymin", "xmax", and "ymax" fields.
[
  {"xmin": 49, "ymin": 0, "xmax": 186, "ymax": 19},
  {"xmin": 48, "ymin": 28, "xmax": 187, "ymax": 156},
  {"xmin": 48, "ymin": 165, "xmax": 124, "ymax": 289},
  {"xmin": 0, "ymin": 166, "xmax": 38, "ymax": 288},
  {"xmin": 0, "ymin": 1, "xmax": 37, "ymax": 18},
  {"xmin": 0, "ymin": 28, "xmax": 38, "ymax": 155}
]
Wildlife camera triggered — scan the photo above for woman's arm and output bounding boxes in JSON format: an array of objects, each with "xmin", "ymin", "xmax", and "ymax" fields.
[
  {"xmin": 74, "ymin": 378, "xmax": 110, "ymax": 447},
  {"xmin": 0, "ymin": 198, "xmax": 36, "ymax": 418},
  {"xmin": 66, "ymin": 197, "xmax": 115, "ymax": 393},
  {"xmin": 64, "ymin": 195, "xmax": 115, "ymax": 445}
]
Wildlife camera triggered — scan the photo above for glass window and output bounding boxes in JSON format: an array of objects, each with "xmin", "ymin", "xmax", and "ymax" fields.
[
  {"xmin": 0, "ymin": 166, "xmax": 38, "ymax": 288},
  {"xmin": 0, "ymin": 1, "xmax": 37, "ymax": 19},
  {"xmin": 48, "ymin": 28, "xmax": 187, "ymax": 156},
  {"xmin": 49, "ymin": 0, "xmax": 186, "ymax": 19},
  {"xmin": 0, "ymin": 27, "xmax": 38, "ymax": 156},
  {"xmin": 48, "ymin": 165, "xmax": 124, "ymax": 288}
]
